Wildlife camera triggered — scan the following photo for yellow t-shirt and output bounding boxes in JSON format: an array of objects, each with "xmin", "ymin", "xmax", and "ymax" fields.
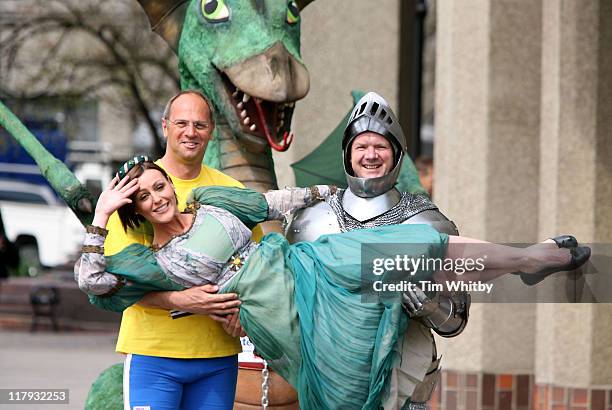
[{"xmin": 105, "ymin": 163, "xmax": 263, "ymax": 358}]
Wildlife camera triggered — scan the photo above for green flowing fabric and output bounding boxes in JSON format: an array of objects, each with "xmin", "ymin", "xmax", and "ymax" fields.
[
  {"xmin": 223, "ymin": 223, "xmax": 448, "ymax": 409},
  {"xmin": 89, "ymin": 243, "xmax": 184, "ymax": 312},
  {"xmin": 87, "ymin": 186, "xmax": 448, "ymax": 408},
  {"xmin": 188, "ymin": 186, "xmax": 268, "ymax": 229},
  {"xmin": 222, "ymin": 233, "xmax": 301, "ymax": 385}
]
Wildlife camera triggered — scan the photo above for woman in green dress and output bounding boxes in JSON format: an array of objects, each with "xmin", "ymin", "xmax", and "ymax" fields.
[{"xmin": 75, "ymin": 158, "xmax": 589, "ymax": 409}]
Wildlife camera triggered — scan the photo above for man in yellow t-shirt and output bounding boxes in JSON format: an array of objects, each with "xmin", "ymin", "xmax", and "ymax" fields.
[{"xmin": 104, "ymin": 90, "xmax": 262, "ymax": 409}]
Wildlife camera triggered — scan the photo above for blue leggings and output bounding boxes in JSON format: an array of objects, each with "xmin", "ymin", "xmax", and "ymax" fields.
[{"xmin": 124, "ymin": 354, "xmax": 238, "ymax": 410}]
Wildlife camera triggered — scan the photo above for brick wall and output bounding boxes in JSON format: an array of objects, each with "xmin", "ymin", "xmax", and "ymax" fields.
[{"xmin": 430, "ymin": 371, "xmax": 612, "ymax": 410}]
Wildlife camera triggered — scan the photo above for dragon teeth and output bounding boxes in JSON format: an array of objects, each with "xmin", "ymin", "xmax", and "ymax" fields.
[
  {"xmin": 240, "ymin": 110, "xmax": 247, "ymax": 118},
  {"xmin": 279, "ymin": 111, "xmax": 285, "ymax": 119},
  {"xmin": 244, "ymin": 117, "xmax": 251, "ymax": 125},
  {"xmin": 249, "ymin": 124, "xmax": 256, "ymax": 131},
  {"xmin": 288, "ymin": 102, "xmax": 295, "ymax": 108},
  {"xmin": 242, "ymin": 94, "xmax": 251, "ymax": 103},
  {"xmin": 237, "ymin": 102, "xmax": 244, "ymax": 109},
  {"xmin": 232, "ymin": 90, "xmax": 239, "ymax": 98}
]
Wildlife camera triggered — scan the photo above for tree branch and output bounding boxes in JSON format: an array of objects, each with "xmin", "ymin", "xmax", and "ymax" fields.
[{"xmin": 0, "ymin": 0, "xmax": 179, "ymax": 155}]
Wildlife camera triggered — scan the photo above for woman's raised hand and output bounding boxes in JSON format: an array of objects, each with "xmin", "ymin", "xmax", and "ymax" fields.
[{"xmin": 91, "ymin": 176, "xmax": 139, "ymax": 229}]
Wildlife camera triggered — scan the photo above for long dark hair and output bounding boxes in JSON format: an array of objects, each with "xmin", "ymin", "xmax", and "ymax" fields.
[{"xmin": 117, "ymin": 161, "xmax": 174, "ymax": 232}]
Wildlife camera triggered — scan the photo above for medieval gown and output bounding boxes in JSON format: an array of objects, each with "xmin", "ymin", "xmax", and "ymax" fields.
[{"xmin": 76, "ymin": 186, "xmax": 448, "ymax": 409}]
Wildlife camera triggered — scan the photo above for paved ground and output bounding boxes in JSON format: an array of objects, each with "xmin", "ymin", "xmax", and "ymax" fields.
[{"xmin": 0, "ymin": 329, "xmax": 122, "ymax": 410}]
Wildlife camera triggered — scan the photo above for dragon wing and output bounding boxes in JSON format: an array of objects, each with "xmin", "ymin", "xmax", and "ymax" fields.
[{"xmin": 136, "ymin": 0, "xmax": 190, "ymax": 52}]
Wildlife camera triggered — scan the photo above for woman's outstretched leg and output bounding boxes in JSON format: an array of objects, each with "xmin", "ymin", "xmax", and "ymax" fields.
[{"xmin": 440, "ymin": 235, "xmax": 590, "ymax": 283}]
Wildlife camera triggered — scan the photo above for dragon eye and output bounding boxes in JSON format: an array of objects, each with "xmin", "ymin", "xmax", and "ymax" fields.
[
  {"xmin": 201, "ymin": 0, "xmax": 230, "ymax": 23},
  {"xmin": 286, "ymin": 1, "xmax": 299, "ymax": 25}
]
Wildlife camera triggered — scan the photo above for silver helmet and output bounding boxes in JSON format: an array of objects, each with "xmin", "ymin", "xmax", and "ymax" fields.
[{"xmin": 342, "ymin": 92, "xmax": 407, "ymax": 197}]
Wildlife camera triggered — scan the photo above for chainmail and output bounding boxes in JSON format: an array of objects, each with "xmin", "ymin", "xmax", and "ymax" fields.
[{"xmin": 327, "ymin": 189, "xmax": 438, "ymax": 232}]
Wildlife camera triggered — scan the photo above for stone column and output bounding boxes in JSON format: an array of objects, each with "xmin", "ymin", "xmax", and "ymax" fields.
[
  {"xmin": 434, "ymin": 0, "xmax": 542, "ymax": 383},
  {"xmin": 534, "ymin": 1, "xmax": 612, "ymax": 402},
  {"xmin": 435, "ymin": 0, "xmax": 612, "ymax": 408}
]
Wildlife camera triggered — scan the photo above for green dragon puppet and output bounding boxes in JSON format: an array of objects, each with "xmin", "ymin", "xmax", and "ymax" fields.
[
  {"xmin": 137, "ymin": 0, "xmax": 312, "ymax": 192},
  {"xmin": 142, "ymin": 0, "xmax": 422, "ymax": 194}
]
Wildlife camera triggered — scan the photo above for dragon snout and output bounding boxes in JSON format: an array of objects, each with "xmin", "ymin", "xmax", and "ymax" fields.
[{"xmin": 224, "ymin": 42, "xmax": 309, "ymax": 102}]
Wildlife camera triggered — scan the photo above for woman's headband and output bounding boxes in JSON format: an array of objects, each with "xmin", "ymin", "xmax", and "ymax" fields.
[{"xmin": 116, "ymin": 155, "xmax": 151, "ymax": 179}]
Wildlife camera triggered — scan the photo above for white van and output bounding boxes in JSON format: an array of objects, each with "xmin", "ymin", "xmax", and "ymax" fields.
[{"xmin": 0, "ymin": 179, "xmax": 84, "ymax": 274}]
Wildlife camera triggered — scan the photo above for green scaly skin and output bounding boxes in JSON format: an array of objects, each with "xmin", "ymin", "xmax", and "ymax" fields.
[{"xmin": 178, "ymin": 0, "xmax": 308, "ymax": 191}]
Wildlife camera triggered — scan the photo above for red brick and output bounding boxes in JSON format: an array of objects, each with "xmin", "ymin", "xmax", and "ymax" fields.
[
  {"xmin": 466, "ymin": 391, "xmax": 477, "ymax": 410},
  {"xmin": 498, "ymin": 374, "xmax": 513, "ymax": 390},
  {"xmin": 553, "ymin": 387, "xmax": 566, "ymax": 404},
  {"xmin": 543, "ymin": 386, "xmax": 550, "ymax": 410},
  {"xmin": 499, "ymin": 391, "xmax": 512, "ymax": 410},
  {"xmin": 466, "ymin": 374, "xmax": 478, "ymax": 388},
  {"xmin": 572, "ymin": 389, "xmax": 588, "ymax": 404},
  {"xmin": 517, "ymin": 375, "xmax": 530, "ymax": 406},
  {"xmin": 591, "ymin": 390, "xmax": 605, "ymax": 410},
  {"xmin": 482, "ymin": 373, "xmax": 495, "ymax": 406},
  {"xmin": 446, "ymin": 391, "xmax": 457, "ymax": 410},
  {"xmin": 446, "ymin": 371, "xmax": 458, "ymax": 388},
  {"xmin": 533, "ymin": 384, "xmax": 540, "ymax": 409}
]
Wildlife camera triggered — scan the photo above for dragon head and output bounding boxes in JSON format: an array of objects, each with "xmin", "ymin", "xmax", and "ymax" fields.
[{"xmin": 137, "ymin": 0, "xmax": 314, "ymax": 152}]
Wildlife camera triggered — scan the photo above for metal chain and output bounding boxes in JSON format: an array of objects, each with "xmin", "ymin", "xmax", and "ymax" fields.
[{"xmin": 261, "ymin": 360, "xmax": 270, "ymax": 409}]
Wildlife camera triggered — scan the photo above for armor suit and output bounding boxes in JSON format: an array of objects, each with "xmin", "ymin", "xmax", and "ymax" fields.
[{"xmin": 286, "ymin": 92, "xmax": 470, "ymax": 409}]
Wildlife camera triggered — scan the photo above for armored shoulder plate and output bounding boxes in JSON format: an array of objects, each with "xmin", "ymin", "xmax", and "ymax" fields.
[
  {"xmin": 286, "ymin": 201, "xmax": 340, "ymax": 243},
  {"xmin": 402, "ymin": 209, "xmax": 459, "ymax": 236}
]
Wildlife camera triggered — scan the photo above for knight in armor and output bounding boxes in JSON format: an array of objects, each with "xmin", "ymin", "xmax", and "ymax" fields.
[{"xmin": 286, "ymin": 91, "xmax": 470, "ymax": 409}]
